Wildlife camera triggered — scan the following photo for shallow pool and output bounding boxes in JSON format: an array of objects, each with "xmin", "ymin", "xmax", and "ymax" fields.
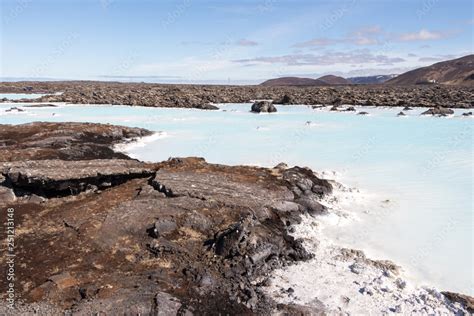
[{"xmin": 0, "ymin": 93, "xmax": 49, "ymax": 100}]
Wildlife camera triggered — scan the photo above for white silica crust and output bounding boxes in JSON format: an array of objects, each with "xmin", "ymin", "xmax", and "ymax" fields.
[
  {"xmin": 265, "ymin": 182, "xmax": 469, "ymax": 315},
  {"xmin": 113, "ymin": 131, "xmax": 168, "ymax": 159}
]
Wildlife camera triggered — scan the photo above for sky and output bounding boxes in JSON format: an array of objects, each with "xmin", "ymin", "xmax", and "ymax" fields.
[{"xmin": 1, "ymin": 0, "xmax": 473, "ymax": 84}]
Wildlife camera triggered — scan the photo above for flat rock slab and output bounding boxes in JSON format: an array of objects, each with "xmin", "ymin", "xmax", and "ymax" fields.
[
  {"xmin": 152, "ymin": 168, "xmax": 293, "ymax": 209},
  {"xmin": 0, "ymin": 122, "xmax": 153, "ymax": 161},
  {"xmin": 1, "ymin": 159, "xmax": 155, "ymax": 197}
]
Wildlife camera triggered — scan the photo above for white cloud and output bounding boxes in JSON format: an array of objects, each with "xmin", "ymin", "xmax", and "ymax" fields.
[
  {"xmin": 418, "ymin": 56, "xmax": 444, "ymax": 62},
  {"xmin": 234, "ymin": 49, "xmax": 405, "ymax": 66},
  {"xmin": 294, "ymin": 27, "xmax": 456, "ymax": 48},
  {"xmin": 293, "ymin": 26, "xmax": 382, "ymax": 47},
  {"xmin": 293, "ymin": 38, "xmax": 338, "ymax": 47},
  {"xmin": 398, "ymin": 29, "xmax": 448, "ymax": 41},
  {"xmin": 343, "ymin": 67, "xmax": 414, "ymax": 76},
  {"xmin": 236, "ymin": 39, "xmax": 259, "ymax": 46},
  {"xmin": 418, "ymin": 54, "xmax": 457, "ymax": 62},
  {"xmin": 353, "ymin": 37, "xmax": 378, "ymax": 45}
]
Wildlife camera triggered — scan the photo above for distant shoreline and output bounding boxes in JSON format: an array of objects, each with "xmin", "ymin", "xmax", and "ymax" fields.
[{"xmin": 1, "ymin": 80, "xmax": 473, "ymax": 109}]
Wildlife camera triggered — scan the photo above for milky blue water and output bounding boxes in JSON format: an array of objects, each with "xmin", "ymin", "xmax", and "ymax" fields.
[
  {"xmin": 1, "ymin": 101, "xmax": 472, "ymax": 295},
  {"xmin": 0, "ymin": 93, "xmax": 48, "ymax": 100}
]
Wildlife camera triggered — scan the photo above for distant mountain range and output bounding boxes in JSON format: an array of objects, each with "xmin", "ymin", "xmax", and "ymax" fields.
[
  {"xmin": 260, "ymin": 77, "xmax": 329, "ymax": 86},
  {"xmin": 347, "ymin": 74, "xmax": 397, "ymax": 84},
  {"xmin": 260, "ymin": 55, "xmax": 473, "ymax": 86},
  {"xmin": 318, "ymin": 75, "xmax": 351, "ymax": 85},
  {"xmin": 260, "ymin": 74, "xmax": 392, "ymax": 86},
  {"xmin": 386, "ymin": 54, "xmax": 474, "ymax": 85},
  {"xmin": 260, "ymin": 75, "xmax": 351, "ymax": 86}
]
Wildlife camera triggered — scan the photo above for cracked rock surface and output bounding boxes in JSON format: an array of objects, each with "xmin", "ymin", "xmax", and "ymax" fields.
[{"xmin": 1, "ymin": 159, "xmax": 155, "ymax": 198}]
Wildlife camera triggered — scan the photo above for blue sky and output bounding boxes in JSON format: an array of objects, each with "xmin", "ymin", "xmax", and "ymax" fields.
[{"xmin": 1, "ymin": 0, "xmax": 472, "ymax": 83}]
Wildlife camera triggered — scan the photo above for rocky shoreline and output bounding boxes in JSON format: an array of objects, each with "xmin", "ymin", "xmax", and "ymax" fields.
[
  {"xmin": 0, "ymin": 122, "xmax": 332, "ymax": 314},
  {"xmin": 267, "ymin": 182, "xmax": 474, "ymax": 314},
  {"xmin": 0, "ymin": 122, "xmax": 472, "ymax": 315},
  {"xmin": 1, "ymin": 81, "xmax": 473, "ymax": 109}
]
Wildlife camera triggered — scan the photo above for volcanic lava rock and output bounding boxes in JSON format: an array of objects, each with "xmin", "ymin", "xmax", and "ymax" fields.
[
  {"xmin": 151, "ymin": 160, "xmax": 293, "ymax": 213},
  {"xmin": 0, "ymin": 122, "xmax": 153, "ymax": 161},
  {"xmin": 251, "ymin": 100, "xmax": 277, "ymax": 113},
  {"xmin": 282, "ymin": 166, "xmax": 332, "ymax": 197},
  {"xmin": 196, "ymin": 103, "xmax": 219, "ymax": 110},
  {"xmin": 147, "ymin": 218, "xmax": 178, "ymax": 238},
  {"xmin": 24, "ymin": 103, "xmax": 58, "ymax": 107},
  {"xmin": 442, "ymin": 292, "xmax": 474, "ymax": 313},
  {"xmin": 279, "ymin": 94, "xmax": 292, "ymax": 104},
  {"xmin": 462, "ymin": 111, "xmax": 472, "ymax": 116},
  {"xmin": 421, "ymin": 107, "xmax": 454, "ymax": 116},
  {"xmin": 358, "ymin": 111, "xmax": 369, "ymax": 115},
  {"xmin": 397, "ymin": 111, "xmax": 406, "ymax": 116},
  {"xmin": 0, "ymin": 185, "xmax": 16, "ymax": 203},
  {"xmin": 0, "ymin": 81, "xmax": 473, "ymax": 109},
  {"xmin": 212, "ymin": 222, "xmax": 248, "ymax": 258},
  {"xmin": 294, "ymin": 196, "xmax": 328, "ymax": 216},
  {"xmin": 1, "ymin": 159, "xmax": 154, "ymax": 197},
  {"xmin": 5, "ymin": 106, "xmax": 24, "ymax": 112}
]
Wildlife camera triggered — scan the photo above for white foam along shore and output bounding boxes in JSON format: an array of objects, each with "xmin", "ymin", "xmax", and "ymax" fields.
[
  {"xmin": 113, "ymin": 131, "xmax": 168, "ymax": 159},
  {"xmin": 265, "ymin": 179, "xmax": 470, "ymax": 315}
]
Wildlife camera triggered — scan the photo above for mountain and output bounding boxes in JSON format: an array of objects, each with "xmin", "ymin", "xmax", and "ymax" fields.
[
  {"xmin": 260, "ymin": 77, "xmax": 329, "ymax": 86},
  {"xmin": 386, "ymin": 55, "xmax": 474, "ymax": 85},
  {"xmin": 348, "ymin": 74, "xmax": 397, "ymax": 84},
  {"xmin": 317, "ymin": 75, "xmax": 351, "ymax": 85}
]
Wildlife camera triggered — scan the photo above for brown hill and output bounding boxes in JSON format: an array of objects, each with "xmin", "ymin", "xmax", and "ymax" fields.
[
  {"xmin": 260, "ymin": 77, "xmax": 328, "ymax": 86},
  {"xmin": 317, "ymin": 75, "xmax": 351, "ymax": 85},
  {"xmin": 387, "ymin": 55, "xmax": 474, "ymax": 86}
]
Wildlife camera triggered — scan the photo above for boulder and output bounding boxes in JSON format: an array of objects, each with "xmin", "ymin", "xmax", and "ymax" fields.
[
  {"xmin": 295, "ymin": 196, "xmax": 327, "ymax": 216},
  {"xmin": 212, "ymin": 222, "xmax": 247, "ymax": 258},
  {"xmin": 197, "ymin": 103, "xmax": 219, "ymax": 110},
  {"xmin": 147, "ymin": 218, "xmax": 178, "ymax": 238},
  {"xmin": 421, "ymin": 107, "xmax": 454, "ymax": 116},
  {"xmin": 397, "ymin": 111, "xmax": 406, "ymax": 116},
  {"xmin": 5, "ymin": 107, "xmax": 24, "ymax": 112},
  {"xmin": 279, "ymin": 94, "xmax": 292, "ymax": 105},
  {"xmin": 251, "ymin": 101, "xmax": 277, "ymax": 113},
  {"xmin": 282, "ymin": 166, "xmax": 332, "ymax": 197},
  {"xmin": 462, "ymin": 112, "xmax": 472, "ymax": 116}
]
